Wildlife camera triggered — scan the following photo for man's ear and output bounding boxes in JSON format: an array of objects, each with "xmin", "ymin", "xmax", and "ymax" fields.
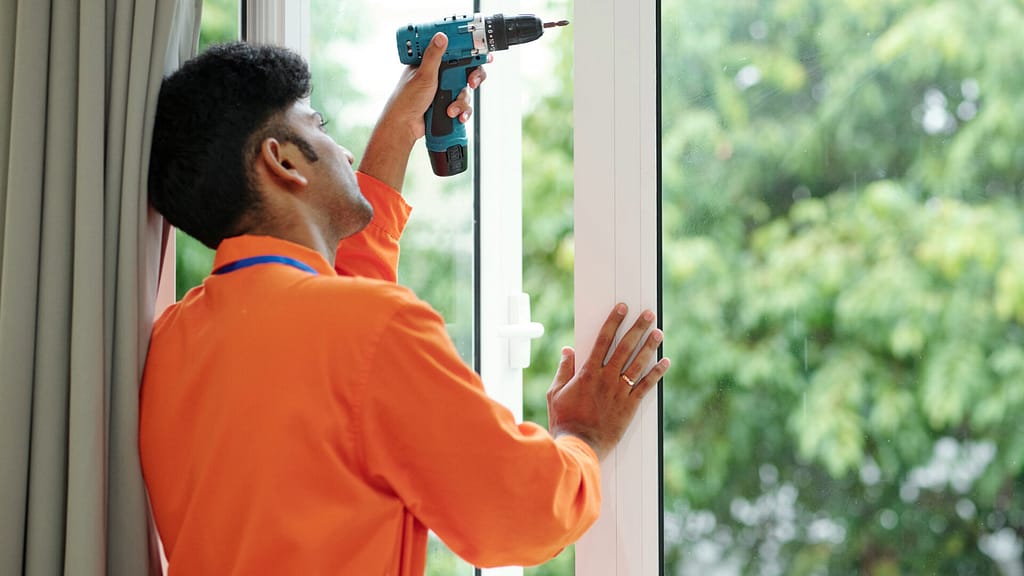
[{"xmin": 256, "ymin": 137, "xmax": 309, "ymax": 189}]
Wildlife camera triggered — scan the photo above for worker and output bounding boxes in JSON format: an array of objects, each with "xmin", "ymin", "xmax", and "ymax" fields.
[{"xmin": 140, "ymin": 32, "xmax": 670, "ymax": 575}]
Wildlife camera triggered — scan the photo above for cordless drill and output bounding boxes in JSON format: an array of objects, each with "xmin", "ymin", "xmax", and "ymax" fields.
[{"xmin": 397, "ymin": 14, "xmax": 569, "ymax": 177}]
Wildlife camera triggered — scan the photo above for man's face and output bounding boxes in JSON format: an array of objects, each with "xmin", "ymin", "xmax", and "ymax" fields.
[{"xmin": 281, "ymin": 100, "xmax": 373, "ymax": 239}]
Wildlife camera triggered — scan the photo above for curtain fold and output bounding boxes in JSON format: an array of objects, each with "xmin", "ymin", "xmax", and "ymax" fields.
[
  {"xmin": 0, "ymin": 2, "xmax": 51, "ymax": 571},
  {"xmin": 0, "ymin": 0, "xmax": 15, "ymax": 268},
  {"xmin": 0, "ymin": 1, "xmax": 200, "ymax": 574}
]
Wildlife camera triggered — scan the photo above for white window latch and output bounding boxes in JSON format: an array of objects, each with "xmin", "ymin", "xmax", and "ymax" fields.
[{"xmin": 495, "ymin": 293, "xmax": 545, "ymax": 369}]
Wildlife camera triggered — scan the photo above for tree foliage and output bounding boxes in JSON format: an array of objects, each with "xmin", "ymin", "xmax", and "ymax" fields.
[{"xmin": 654, "ymin": 0, "xmax": 1024, "ymax": 573}]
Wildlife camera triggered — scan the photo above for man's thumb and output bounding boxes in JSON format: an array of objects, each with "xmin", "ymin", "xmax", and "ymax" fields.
[
  {"xmin": 419, "ymin": 32, "xmax": 448, "ymax": 75},
  {"xmin": 553, "ymin": 347, "xmax": 576, "ymax": 386}
]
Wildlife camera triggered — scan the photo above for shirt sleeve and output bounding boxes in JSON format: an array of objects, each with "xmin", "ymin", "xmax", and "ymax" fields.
[
  {"xmin": 357, "ymin": 296, "xmax": 602, "ymax": 568},
  {"xmin": 334, "ymin": 171, "xmax": 412, "ymax": 281}
]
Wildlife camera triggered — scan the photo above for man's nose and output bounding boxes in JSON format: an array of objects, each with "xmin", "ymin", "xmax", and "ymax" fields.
[{"xmin": 341, "ymin": 146, "xmax": 355, "ymax": 166}]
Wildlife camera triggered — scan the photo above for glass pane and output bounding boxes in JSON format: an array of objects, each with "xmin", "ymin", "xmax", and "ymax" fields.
[
  {"xmin": 661, "ymin": 1, "xmax": 1024, "ymax": 574},
  {"xmin": 307, "ymin": 1, "xmax": 476, "ymax": 573},
  {"xmin": 520, "ymin": 0, "xmax": 575, "ymax": 574}
]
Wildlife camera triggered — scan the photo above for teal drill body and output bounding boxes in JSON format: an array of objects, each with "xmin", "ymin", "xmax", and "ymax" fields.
[{"xmin": 396, "ymin": 14, "xmax": 564, "ymax": 176}]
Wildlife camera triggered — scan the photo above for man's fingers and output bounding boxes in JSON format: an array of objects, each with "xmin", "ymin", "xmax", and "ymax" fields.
[
  {"xmin": 549, "ymin": 347, "xmax": 576, "ymax": 395},
  {"xmin": 626, "ymin": 327, "xmax": 663, "ymax": 371},
  {"xmin": 467, "ymin": 65, "xmax": 487, "ymax": 89},
  {"xmin": 629, "ymin": 357, "xmax": 671, "ymax": 399},
  {"xmin": 449, "ymin": 87, "xmax": 474, "ymax": 122},
  {"xmin": 589, "ymin": 303, "xmax": 629, "ymax": 366},
  {"xmin": 608, "ymin": 310, "xmax": 656, "ymax": 370},
  {"xmin": 449, "ymin": 66, "xmax": 487, "ymax": 121}
]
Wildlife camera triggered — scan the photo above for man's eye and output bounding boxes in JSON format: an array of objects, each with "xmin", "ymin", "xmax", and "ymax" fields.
[{"xmin": 318, "ymin": 116, "xmax": 330, "ymax": 130}]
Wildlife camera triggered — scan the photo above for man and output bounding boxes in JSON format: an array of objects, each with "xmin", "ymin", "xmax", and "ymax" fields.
[{"xmin": 141, "ymin": 32, "xmax": 670, "ymax": 575}]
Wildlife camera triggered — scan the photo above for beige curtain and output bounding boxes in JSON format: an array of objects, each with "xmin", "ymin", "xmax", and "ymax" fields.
[{"xmin": 0, "ymin": 1, "xmax": 200, "ymax": 574}]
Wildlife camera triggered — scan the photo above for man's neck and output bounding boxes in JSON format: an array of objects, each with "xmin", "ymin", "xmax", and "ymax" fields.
[{"xmin": 244, "ymin": 218, "xmax": 338, "ymax": 268}]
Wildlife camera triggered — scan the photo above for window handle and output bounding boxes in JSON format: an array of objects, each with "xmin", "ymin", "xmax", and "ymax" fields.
[{"xmin": 496, "ymin": 293, "xmax": 545, "ymax": 369}]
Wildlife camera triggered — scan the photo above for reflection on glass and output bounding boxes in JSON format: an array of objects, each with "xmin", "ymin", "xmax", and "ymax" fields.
[{"xmin": 661, "ymin": 1, "xmax": 1024, "ymax": 574}]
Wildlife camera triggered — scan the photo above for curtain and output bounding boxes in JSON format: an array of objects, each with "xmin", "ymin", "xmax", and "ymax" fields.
[{"xmin": 0, "ymin": 0, "xmax": 200, "ymax": 574}]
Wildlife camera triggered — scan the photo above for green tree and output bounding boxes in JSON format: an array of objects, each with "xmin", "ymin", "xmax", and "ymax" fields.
[{"xmin": 657, "ymin": 0, "xmax": 1024, "ymax": 573}]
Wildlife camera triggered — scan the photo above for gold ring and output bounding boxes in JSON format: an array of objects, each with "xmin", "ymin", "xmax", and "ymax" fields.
[{"xmin": 620, "ymin": 373, "xmax": 636, "ymax": 387}]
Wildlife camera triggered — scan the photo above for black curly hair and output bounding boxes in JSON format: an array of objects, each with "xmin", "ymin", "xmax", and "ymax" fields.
[{"xmin": 148, "ymin": 42, "xmax": 317, "ymax": 249}]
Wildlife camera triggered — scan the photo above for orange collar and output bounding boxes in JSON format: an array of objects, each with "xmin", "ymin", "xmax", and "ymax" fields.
[{"xmin": 213, "ymin": 235, "xmax": 337, "ymax": 277}]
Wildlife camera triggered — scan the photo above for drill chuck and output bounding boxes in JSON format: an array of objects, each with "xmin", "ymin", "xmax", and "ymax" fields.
[
  {"xmin": 398, "ymin": 13, "xmax": 564, "ymax": 64},
  {"xmin": 484, "ymin": 14, "xmax": 544, "ymax": 51}
]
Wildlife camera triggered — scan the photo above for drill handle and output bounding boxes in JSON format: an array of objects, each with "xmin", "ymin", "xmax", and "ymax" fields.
[{"xmin": 424, "ymin": 56, "xmax": 486, "ymax": 177}]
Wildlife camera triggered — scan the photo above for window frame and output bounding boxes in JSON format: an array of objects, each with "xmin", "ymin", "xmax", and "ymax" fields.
[
  {"xmin": 477, "ymin": 0, "xmax": 530, "ymax": 432},
  {"xmin": 573, "ymin": 0, "xmax": 662, "ymax": 574},
  {"xmin": 243, "ymin": 0, "xmax": 309, "ymax": 58}
]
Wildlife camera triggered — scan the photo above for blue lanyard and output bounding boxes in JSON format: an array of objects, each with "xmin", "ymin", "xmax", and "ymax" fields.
[{"xmin": 212, "ymin": 255, "xmax": 318, "ymax": 276}]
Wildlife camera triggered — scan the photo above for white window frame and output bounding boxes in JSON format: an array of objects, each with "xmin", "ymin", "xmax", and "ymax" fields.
[
  {"xmin": 244, "ymin": 0, "xmax": 310, "ymax": 59},
  {"xmin": 477, "ymin": 0, "xmax": 530, "ymax": 431},
  {"xmin": 573, "ymin": 0, "xmax": 661, "ymax": 574}
]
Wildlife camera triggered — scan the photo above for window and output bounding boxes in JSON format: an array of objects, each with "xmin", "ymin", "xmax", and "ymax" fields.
[{"xmin": 570, "ymin": 0, "xmax": 1024, "ymax": 572}]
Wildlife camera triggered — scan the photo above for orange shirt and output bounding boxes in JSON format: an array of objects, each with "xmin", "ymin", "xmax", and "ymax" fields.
[{"xmin": 139, "ymin": 172, "xmax": 601, "ymax": 575}]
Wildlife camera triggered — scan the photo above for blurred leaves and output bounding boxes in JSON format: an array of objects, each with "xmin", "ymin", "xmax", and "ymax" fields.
[{"xmin": 657, "ymin": 0, "xmax": 1024, "ymax": 573}]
